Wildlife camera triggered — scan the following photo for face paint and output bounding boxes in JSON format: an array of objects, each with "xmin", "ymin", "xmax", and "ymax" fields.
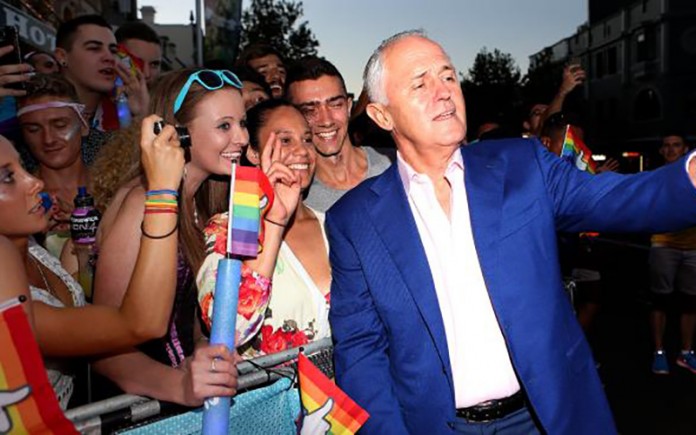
[{"xmin": 56, "ymin": 120, "xmax": 82, "ymax": 142}]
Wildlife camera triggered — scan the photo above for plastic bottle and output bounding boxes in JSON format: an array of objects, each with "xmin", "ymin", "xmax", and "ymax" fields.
[
  {"xmin": 70, "ymin": 187, "xmax": 101, "ymax": 300},
  {"xmin": 114, "ymin": 76, "xmax": 132, "ymax": 128}
]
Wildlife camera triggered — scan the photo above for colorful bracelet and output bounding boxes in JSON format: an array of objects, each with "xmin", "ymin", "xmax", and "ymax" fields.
[
  {"xmin": 146, "ymin": 189, "xmax": 178, "ymax": 197},
  {"xmin": 145, "ymin": 198, "xmax": 178, "ymax": 205},
  {"xmin": 144, "ymin": 208, "xmax": 178, "ymax": 214}
]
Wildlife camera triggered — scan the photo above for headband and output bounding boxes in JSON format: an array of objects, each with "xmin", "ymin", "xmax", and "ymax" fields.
[{"xmin": 17, "ymin": 101, "xmax": 89, "ymax": 128}]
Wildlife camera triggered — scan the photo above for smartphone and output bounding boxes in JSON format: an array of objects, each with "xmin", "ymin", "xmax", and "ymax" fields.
[{"xmin": 0, "ymin": 25, "xmax": 25, "ymax": 91}]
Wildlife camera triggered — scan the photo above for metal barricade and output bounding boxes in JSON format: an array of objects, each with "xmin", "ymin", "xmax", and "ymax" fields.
[{"xmin": 66, "ymin": 338, "xmax": 333, "ymax": 434}]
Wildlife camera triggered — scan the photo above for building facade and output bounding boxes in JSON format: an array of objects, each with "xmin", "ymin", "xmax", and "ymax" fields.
[
  {"xmin": 529, "ymin": 0, "xmax": 696, "ymax": 162},
  {"xmin": 0, "ymin": 0, "xmax": 134, "ymax": 53}
]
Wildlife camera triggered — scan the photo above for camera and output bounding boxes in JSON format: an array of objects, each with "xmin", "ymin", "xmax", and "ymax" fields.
[{"xmin": 153, "ymin": 120, "xmax": 191, "ymax": 148}]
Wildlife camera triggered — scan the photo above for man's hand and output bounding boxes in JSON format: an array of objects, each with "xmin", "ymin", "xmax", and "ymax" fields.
[
  {"xmin": 0, "ymin": 45, "xmax": 32, "ymax": 98},
  {"xmin": 596, "ymin": 158, "xmax": 620, "ymax": 174},
  {"xmin": 116, "ymin": 62, "xmax": 149, "ymax": 117},
  {"xmin": 560, "ymin": 64, "xmax": 586, "ymax": 96}
]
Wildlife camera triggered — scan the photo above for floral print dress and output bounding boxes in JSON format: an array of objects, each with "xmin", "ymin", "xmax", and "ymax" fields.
[{"xmin": 197, "ymin": 209, "xmax": 330, "ymax": 358}]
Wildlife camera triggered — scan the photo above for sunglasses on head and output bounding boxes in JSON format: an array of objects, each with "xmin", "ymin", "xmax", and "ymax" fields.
[{"xmin": 173, "ymin": 69, "xmax": 243, "ymax": 114}]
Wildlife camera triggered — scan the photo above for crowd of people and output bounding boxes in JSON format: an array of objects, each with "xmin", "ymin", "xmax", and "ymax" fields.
[{"xmin": 1, "ymin": 14, "xmax": 695, "ymax": 435}]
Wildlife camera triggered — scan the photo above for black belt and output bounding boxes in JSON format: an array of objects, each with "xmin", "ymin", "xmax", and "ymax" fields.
[{"xmin": 456, "ymin": 391, "xmax": 526, "ymax": 422}]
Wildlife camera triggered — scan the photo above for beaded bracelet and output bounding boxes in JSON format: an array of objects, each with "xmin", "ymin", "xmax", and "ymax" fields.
[
  {"xmin": 146, "ymin": 189, "xmax": 179, "ymax": 197},
  {"xmin": 141, "ymin": 220, "xmax": 179, "ymax": 239}
]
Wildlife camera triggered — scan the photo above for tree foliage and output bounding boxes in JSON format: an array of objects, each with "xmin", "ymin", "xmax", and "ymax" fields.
[
  {"xmin": 521, "ymin": 48, "xmax": 563, "ymax": 106},
  {"xmin": 241, "ymin": 0, "xmax": 319, "ymax": 61},
  {"xmin": 461, "ymin": 47, "xmax": 523, "ymax": 139},
  {"xmin": 463, "ymin": 48, "xmax": 521, "ymax": 88}
]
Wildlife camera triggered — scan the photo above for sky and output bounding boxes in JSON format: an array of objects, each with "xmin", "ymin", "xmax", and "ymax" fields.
[{"xmin": 140, "ymin": 0, "xmax": 588, "ymax": 94}]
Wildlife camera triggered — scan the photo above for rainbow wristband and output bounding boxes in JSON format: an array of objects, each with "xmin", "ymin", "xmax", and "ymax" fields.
[
  {"xmin": 145, "ymin": 198, "xmax": 178, "ymax": 205},
  {"xmin": 146, "ymin": 189, "xmax": 179, "ymax": 197}
]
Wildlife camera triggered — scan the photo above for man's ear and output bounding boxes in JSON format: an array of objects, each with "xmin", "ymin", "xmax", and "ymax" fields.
[
  {"xmin": 366, "ymin": 102, "xmax": 393, "ymax": 132},
  {"xmin": 245, "ymin": 146, "xmax": 260, "ymax": 166},
  {"xmin": 54, "ymin": 48, "xmax": 67, "ymax": 67}
]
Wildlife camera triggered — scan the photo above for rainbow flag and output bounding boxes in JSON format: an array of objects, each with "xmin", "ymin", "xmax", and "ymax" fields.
[
  {"xmin": 561, "ymin": 125, "xmax": 597, "ymax": 174},
  {"xmin": 0, "ymin": 298, "xmax": 77, "ymax": 434},
  {"xmin": 298, "ymin": 353, "xmax": 369, "ymax": 434},
  {"xmin": 229, "ymin": 166, "xmax": 274, "ymax": 257}
]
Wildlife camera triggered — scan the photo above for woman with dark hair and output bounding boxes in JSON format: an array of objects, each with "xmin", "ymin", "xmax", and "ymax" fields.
[
  {"xmin": 198, "ymin": 99, "xmax": 330, "ymax": 357},
  {"xmin": 93, "ymin": 69, "xmax": 300, "ymax": 405},
  {"xmin": 0, "ymin": 114, "xmax": 185, "ymax": 409}
]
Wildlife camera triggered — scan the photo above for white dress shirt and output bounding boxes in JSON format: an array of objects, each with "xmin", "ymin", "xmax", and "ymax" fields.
[{"xmin": 397, "ymin": 150, "xmax": 520, "ymax": 408}]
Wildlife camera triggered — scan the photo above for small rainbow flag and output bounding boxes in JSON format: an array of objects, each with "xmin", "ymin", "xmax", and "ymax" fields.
[
  {"xmin": 0, "ymin": 298, "xmax": 77, "ymax": 434},
  {"xmin": 298, "ymin": 353, "xmax": 369, "ymax": 435},
  {"xmin": 561, "ymin": 125, "xmax": 597, "ymax": 174},
  {"xmin": 228, "ymin": 165, "xmax": 274, "ymax": 257},
  {"xmin": 115, "ymin": 44, "xmax": 144, "ymax": 76}
]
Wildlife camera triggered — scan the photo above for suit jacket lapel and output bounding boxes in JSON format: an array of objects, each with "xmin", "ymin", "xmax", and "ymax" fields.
[
  {"xmin": 369, "ymin": 165, "xmax": 453, "ymax": 382},
  {"xmin": 461, "ymin": 146, "xmax": 506, "ymax": 311}
]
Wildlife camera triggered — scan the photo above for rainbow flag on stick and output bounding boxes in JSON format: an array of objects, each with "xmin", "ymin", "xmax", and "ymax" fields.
[
  {"xmin": 227, "ymin": 165, "xmax": 274, "ymax": 257},
  {"xmin": 202, "ymin": 162, "xmax": 274, "ymax": 435},
  {"xmin": 0, "ymin": 297, "xmax": 77, "ymax": 434},
  {"xmin": 561, "ymin": 125, "xmax": 597, "ymax": 174},
  {"xmin": 298, "ymin": 353, "xmax": 369, "ymax": 435}
]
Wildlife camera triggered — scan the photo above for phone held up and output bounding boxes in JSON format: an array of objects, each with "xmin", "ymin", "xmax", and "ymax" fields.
[
  {"xmin": 153, "ymin": 120, "xmax": 192, "ymax": 148},
  {"xmin": 0, "ymin": 25, "xmax": 26, "ymax": 91}
]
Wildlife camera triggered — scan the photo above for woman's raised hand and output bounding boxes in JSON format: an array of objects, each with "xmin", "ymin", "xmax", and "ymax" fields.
[
  {"xmin": 260, "ymin": 132, "xmax": 301, "ymax": 225},
  {"xmin": 140, "ymin": 115, "xmax": 185, "ymax": 191}
]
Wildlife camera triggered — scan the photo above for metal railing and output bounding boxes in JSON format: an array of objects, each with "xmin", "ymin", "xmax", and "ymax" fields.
[{"xmin": 66, "ymin": 338, "xmax": 333, "ymax": 434}]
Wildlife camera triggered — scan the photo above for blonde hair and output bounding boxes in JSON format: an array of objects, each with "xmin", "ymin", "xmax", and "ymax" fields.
[{"xmin": 91, "ymin": 123, "xmax": 142, "ymax": 212}]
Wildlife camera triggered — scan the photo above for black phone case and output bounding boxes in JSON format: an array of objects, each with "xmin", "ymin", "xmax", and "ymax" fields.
[{"xmin": 0, "ymin": 25, "xmax": 25, "ymax": 91}]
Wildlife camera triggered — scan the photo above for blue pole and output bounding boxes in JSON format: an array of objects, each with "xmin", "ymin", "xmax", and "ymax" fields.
[{"xmin": 201, "ymin": 257, "xmax": 241, "ymax": 435}]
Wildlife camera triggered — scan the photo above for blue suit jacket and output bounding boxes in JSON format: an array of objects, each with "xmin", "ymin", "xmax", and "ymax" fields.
[{"xmin": 326, "ymin": 138, "xmax": 696, "ymax": 434}]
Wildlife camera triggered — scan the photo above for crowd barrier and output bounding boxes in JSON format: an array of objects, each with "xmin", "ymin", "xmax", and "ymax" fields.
[{"xmin": 66, "ymin": 338, "xmax": 332, "ymax": 434}]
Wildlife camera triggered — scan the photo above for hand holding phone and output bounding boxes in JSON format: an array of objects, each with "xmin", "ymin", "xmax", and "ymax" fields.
[{"xmin": 0, "ymin": 26, "xmax": 33, "ymax": 96}]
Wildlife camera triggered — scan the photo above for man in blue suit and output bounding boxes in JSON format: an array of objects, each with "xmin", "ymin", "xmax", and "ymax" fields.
[{"xmin": 326, "ymin": 30, "xmax": 696, "ymax": 434}]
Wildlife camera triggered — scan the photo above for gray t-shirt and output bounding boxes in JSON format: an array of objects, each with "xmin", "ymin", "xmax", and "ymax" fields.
[{"xmin": 304, "ymin": 146, "xmax": 394, "ymax": 212}]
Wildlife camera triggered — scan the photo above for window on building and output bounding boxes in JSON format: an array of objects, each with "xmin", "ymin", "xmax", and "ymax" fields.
[
  {"xmin": 595, "ymin": 51, "xmax": 606, "ymax": 78},
  {"xmin": 634, "ymin": 88, "xmax": 661, "ymax": 121},
  {"xmin": 607, "ymin": 46, "xmax": 618, "ymax": 75},
  {"xmin": 636, "ymin": 27, "xmax": 656, "ymax": 62}
]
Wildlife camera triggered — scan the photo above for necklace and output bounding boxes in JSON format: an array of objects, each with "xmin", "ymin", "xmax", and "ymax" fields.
[{"xmin": 29, "ymin": 254, "xmax": 58, "ymax": 299}]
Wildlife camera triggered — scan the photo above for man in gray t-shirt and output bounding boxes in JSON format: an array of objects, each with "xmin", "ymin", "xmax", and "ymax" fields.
[{"xmin": 286, "ymin": 57, "xmax": 394, "ymax": 212}]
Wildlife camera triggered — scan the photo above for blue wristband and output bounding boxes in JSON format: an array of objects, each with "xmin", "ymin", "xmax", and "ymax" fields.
[{"xmin": 146, "ymin": 189, "xmax": 179, "ymax": 197}]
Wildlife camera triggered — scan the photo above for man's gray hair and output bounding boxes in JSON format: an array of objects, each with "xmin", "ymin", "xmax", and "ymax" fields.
[{"xmin": 363, "ymin": 29, "xmax": 427, "ymax": 106}]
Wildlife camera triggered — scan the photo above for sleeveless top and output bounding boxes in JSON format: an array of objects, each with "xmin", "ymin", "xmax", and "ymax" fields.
[
  {"xmin": 196, "ymin": 209, "xmax": 330, "ymax": 358},
  {"xmin": 28, "ymin": 238, "xmax": 87, "ymax": 410},
  {"xmin": 136, "ymin": 251, "xmax": 196, "ymax": 368},
  {"xmin": 248, "ymin": 209, "xmax": 330, "ymax": 357}
]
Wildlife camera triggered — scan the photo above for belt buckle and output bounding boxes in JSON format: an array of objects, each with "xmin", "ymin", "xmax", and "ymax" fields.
[{"xmin": 457, "ymin": 394, "xmax": 521, "ymax": 423}]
